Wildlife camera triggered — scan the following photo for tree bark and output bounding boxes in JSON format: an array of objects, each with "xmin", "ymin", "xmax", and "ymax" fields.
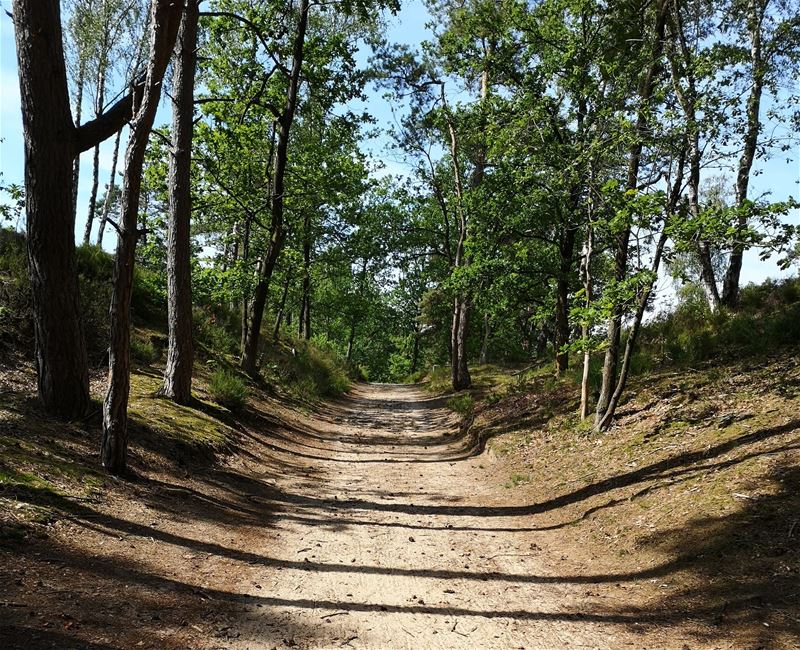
[
  {"xmin": 410, "ymin": 323, "xmax": 421, "ymax": 374},
  {"xmin": 722, "ymin": 0, "xmax": 766, "ymax": 309},
  {"xmin": 161, "ymin": 0, "xmax": 199, "ymax": 404},
  {"xmin": 579, "ymin": 223, "xmax": 594, "ymax": 420},
  {"xmin": 478, "ymin": 313, "xmax": 490, "ymax": 365},
  {"xmin": 596, "ymin": 141, "xmax": 687, "ymax": 430},
  {"xmin": 273, "ymin": 272, "xmax": 292, "ymax": 340},
  {"xmin": 299, "ymin": 210, "xmax": 312, "ymax": 340},
  {"xmin": 12, "ymin": 0, "xmax": 156, "ymax": 420},
  {"xmin": 83, "ymin": 9, "xmax": 110, "ymax": 245},
  {"xmin": 96, "ymin": 128, "xmax": 122, "ymax": 246},
  {"xmin": 72, "ymin": 57, "xmax": 85, "ymax": 226},
  {"xmin": 13, "ymin": 0, "xmax": 91, "ymax": 418},
  {"xmin": 101, "ymin": 0, "xmax": 182, "ymax": 473},
  {"xmin": 555, "ymin": 221, "xmax": 578, "ymax": 376},
  {"xmin": 241, "ymin": 0, "xmax": 310, "ymax": 376},
  {"xmin": 595, "ymin": 0, "xmax": 669, "ymax": 425}
]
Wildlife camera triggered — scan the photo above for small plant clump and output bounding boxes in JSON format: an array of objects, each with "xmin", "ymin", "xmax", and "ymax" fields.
[
  {"xmin": 447, "ymin": 394, "xmax": 475, "ymax": 415},
  {"xmin": 208, "ymin": 369, "xmax": 248, "ymax": 410}
]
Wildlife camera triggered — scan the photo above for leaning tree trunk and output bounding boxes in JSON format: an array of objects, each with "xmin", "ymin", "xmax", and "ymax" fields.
[
  {"xmin": 84, "ymin": 59, "xmax": 107, "ymax": 244},
  {"xmin": 722, "ymin": 0, "xmax": 766, "ymax": 309},
  {"xmin": 299, "ymin": 211, "xmax": 312, "ymax": 340},
  {"xmin": 240, "ymin": 0, "xmax": 310, "ymax": 376},
  {"xmin": 101, "ymin": 0, "xmax": 182, "ymax": 473},
  {"xmin": 596, "ymin": 142, "xmax": 688, "ymax": 430},
  {"xmin": 596, "ymin": 0, "xmax": 669, "ymax": 426},
  {"xmin": 272, "ymin": 272, "xmax": 292, "ymax": 340},
  {"xmin": 452, "ymin": 296, "xmax": 471, "ymax": 390},
  {"xmin": 96, "ymin": 128, "xmax": 122, "ymax": 246},
  {"xmin": 161, "ymin": 0, "xmax": 199, "ymax": 404},
  {"xmin": 71, "ymin": 57, "xmax": 85, "ymax": 226},
  {"xmin": 410, "ymin": 323, "xmax": 421, "ymax": 374}
]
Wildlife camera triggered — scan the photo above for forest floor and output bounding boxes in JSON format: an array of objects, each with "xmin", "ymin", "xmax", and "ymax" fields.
[{"xmin": 1, "ymin": 365, "xmax": 799, "ymax": 649}]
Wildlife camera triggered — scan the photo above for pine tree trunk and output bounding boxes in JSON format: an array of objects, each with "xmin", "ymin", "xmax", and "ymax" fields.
[
  {"xmin": 96, "ymin": 128, "xmax": 121, "ymax": 246},
  {"xmin": 13, "ymin": 0, "xmax": 91, "ymax": 419},
  {"xmin": 101, "ymin": 0, "xmax": 182, "ymax": 473},
  {"xmin": 161, "ymin": 0, "xmax": 198, "ymax": 404}
]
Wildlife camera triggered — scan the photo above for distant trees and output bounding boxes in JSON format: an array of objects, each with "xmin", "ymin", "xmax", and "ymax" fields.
[
  {"xmin": 379, "ymin": 0, "xmax": 798, "ymax": 418},
  {"xmin": 10, "ymin": 0, "xmax": 798, "ymax": 465}
]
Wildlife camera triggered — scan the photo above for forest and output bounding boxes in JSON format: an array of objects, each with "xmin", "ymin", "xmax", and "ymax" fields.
[{"xmin": 1, "ymin": 0, "xmax": 799, "ymax": 648}]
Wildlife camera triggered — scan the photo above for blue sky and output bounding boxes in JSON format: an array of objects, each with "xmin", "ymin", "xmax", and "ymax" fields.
[{"xmin": 0, "ymin": 0, "xmax": 797, "ymax": 290}]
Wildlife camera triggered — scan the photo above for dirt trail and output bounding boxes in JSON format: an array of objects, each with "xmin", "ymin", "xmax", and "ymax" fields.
[
  {"xmin": 218, "ymin": 384, "xmax": 640, "ymax": 649},
  {"xmin": 2, "ymin": 383, "xmax": 692, "ymax": 649}
]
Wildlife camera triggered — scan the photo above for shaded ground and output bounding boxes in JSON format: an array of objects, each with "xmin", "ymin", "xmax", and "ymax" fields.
[{"xmin": 1, "ymin": 375, "xmax": 797, "ymax": 648}]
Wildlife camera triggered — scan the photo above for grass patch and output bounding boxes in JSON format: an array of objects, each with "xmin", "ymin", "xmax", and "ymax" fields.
[
  {"xmin": 208, "ymin": 368, "xmax": 248, "ymax": 410},
  {"xmin": 446, "ymin": 394, "xmax": 475, "ymax": 416},
  {"xmin": 128, "ymin": 372, "xmax": 235, "ymax": 450},
  {"xmin": 505, "ymin": 472, "xmax": 532, "ymax": 488}
]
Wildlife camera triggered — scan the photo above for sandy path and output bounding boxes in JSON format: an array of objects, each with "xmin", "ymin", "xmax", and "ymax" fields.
[{"xmin": 222, "ymin": 384, "xmax": 634, "ymax": 650}]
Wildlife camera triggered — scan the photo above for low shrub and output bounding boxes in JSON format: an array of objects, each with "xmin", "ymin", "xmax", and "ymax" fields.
[
  {"xmin": 446, "ymin": 394, "xmax": 474, "ymax": 415},
  {"xmin": 208, "ymin": 369, "xmax": 248, "ymax": 410},
  {"xmin": 130, "ymin": 337, "xmax": 158, "ymax": 364}
]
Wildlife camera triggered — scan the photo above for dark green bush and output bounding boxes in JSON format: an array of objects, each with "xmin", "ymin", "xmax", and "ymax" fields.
[{"xmin": 208, "ymin": 369, "xmax": 248, "ymax": 410}]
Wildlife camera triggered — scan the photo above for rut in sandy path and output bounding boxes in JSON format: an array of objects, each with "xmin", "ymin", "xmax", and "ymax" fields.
[{"xmin": 218, "ymin": 384, "xmax": 651, "ymax": 650}]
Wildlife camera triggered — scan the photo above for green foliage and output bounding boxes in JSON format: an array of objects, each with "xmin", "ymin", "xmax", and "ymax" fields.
[
  {"xmin": 130, "ymin": 336, "xmax": 158, "ymax": 364},
  {"xmin": 639, "ymin": 278, "xmax": 800, "ymax": 367},
  {"xmin": 446, "ymin": 393, "xmax": 475, "ymax": 415},
  {"xmin": 193, "ymin": 306, "xmax": 240, "ymax": 358},
  {"xmin": 292, "ymin": 340, "xmax": 351, "ymax": 398},
  {"xmin": 208, "ymin": 369, "xmax": 249, "ymax": 410}
]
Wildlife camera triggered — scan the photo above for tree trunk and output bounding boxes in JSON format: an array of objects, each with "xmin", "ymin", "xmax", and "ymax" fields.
[
  {"xmin": 451, "ymin": 296, "xmax": 471, "ymax": 390},
  {"xmin": 579, "ymin": 223, "xmax": 594, "ymax": 420},
  {"xmin": 72, "ymin": 57, "xmax": 85, "ymax": 226},
  {"xmin": 240, "ymin": 0, "xmax": 310, "ymax": 376},
  {"xmin": 299, "ymin": 210, "xmax": 311, "ymax": 340},
  {"xmin": 161, "ymin": 0, "xmax": 198, "ymax": 404},
  {"xmin": 96, "ymin": 128, "xmax": 121, "ymax": 246},
  {"xmin": 13, "ymin": 0, "xmax": 155, "ymax": 420},
  {"xmin": 722, "ymin": 0, "xmax": 766, "ymax": 309},
  {"xmin": 410, "ymin": 323, "xmax": 420, "ymax": 374},
  {"xmin": 13, "ymin": 0, "xmax": 90, "ymax": 419},
  {"xmin": 596, "ymin": 228, "xmax": 669, "ymax": 431},
  {"xmin": 83, "ymin": 49, "xmax": 107, "ymax": 244},
  {"xmin": 596, "ymin": 0, "xmax": 669, "ymax": 426},
  {"xmin": 555, "ymin": 222, "xmax": 578, "ymax": 376},
  {"xmin": 101, "ymin": 0, "xmax": 182, "ymax": 473},
  {"xmin": 596, "ymin": 141, "xmax": 687, "ymax": 430},
  {"xmin": 346, "ymin": 321, "xmax": 356, "ymax": 363},
  {"xmin": 273, "ymin": 272, "xmax": 292, "ymax": 340},
  {"xmin": 478, "ymin": 313, "xmax": 490, "ymax": 365}
]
